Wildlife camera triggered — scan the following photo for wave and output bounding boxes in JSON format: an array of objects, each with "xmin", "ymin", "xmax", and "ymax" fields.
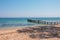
[{"xmin": 0, "ymin": 23, "xmax": 35, "ymax": 27}]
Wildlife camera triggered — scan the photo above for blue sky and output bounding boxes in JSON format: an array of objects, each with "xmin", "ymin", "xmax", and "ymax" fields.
[{"xmin": 0, "ymin": 0, "xmax": 60, "ymax": 17}]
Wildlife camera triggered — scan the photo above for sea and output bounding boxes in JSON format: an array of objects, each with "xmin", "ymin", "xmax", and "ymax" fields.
[{"xmin": 0, "ymin": 17, "xmax": 60, "ymax": 29}]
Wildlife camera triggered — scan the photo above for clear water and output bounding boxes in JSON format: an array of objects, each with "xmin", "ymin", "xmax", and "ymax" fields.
[{"xmin": 0, "ymin": 17, "xmax": 60, "ymax": 28}]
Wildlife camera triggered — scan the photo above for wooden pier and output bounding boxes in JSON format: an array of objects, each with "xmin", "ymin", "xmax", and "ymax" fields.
[{"xmin": 27, "ymin": 19, "xmax": 60, "ymax": 25}]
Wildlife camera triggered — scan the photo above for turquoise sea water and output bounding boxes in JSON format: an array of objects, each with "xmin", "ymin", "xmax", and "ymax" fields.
[{"xmin": 0, "ymin": 18, "xmax": 60, "ymax": 28}]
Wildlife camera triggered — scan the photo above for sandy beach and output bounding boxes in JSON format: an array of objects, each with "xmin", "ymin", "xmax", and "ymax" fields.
[{"xmin": 0, "ymin": 25, "xmax": 60, "ymax": 40}]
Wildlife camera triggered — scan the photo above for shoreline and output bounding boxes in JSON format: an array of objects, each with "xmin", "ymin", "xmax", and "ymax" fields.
[{"xmin": 0, "ymin": 24, "xmax": 60, "ymax": 40}]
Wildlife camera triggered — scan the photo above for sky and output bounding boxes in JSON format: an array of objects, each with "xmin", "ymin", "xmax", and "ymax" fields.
[{"xmin": 0, "ymin": 0, "xmax": 60, "ymax": 18}]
